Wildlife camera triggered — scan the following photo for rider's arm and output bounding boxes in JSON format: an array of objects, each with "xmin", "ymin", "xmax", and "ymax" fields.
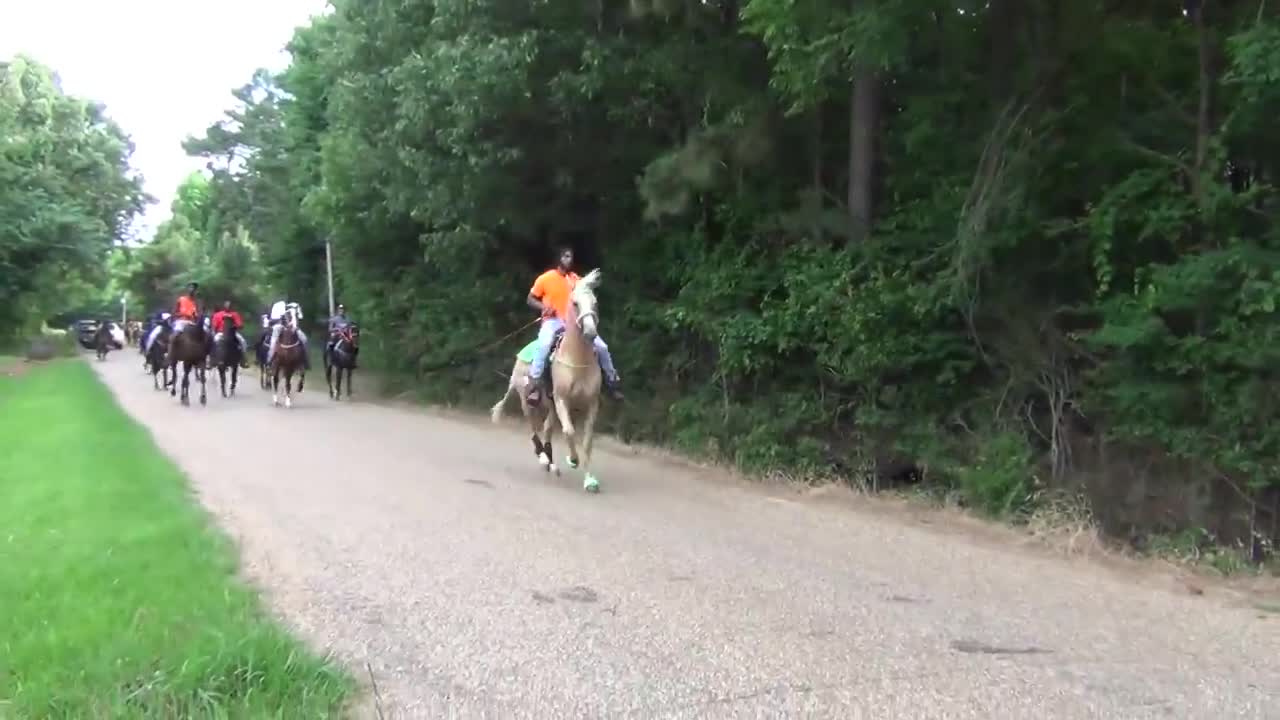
[{"xmin": 527, "ymin": 273, "xmax": 548, "ymax": 314}]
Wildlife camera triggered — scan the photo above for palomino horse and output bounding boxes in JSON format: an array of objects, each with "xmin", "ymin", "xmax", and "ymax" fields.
[
  {"xmin": 212, "ymin": 321, "xmax": 244, "ymax": 398},
  {"xmin": 125, "ymin": 320, "xmax": 142, "ymax": 347},
  {"xmin": 324, "ymin": 324, "xmax": 360, "ymax": 400},
  {"xmin": 167, "ymin": 320, "xmax": 209, "ymax": 406},
  {"xmin": 271, "ymin": 323, "xmax": 306, "ymax": 408},
  {"xmin": 491, "ymin": 269, "xmax": 605, "ymax": 492}
]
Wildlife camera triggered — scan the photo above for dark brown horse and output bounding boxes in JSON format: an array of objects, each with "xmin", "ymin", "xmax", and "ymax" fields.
[
  {"xmin": 167, "ymin": 320, "xmax": 209, "ymax": 406},
  {"xmin": 93, "ymin": 322, "xmax": 113, "ymax": 361},
  {"xmin": 271, "ymin": 324, "xmax": 306, "ymax": 408},
  {"xmin": 324, "ymin": 324, "xmax": 360, "ymax": 400}
]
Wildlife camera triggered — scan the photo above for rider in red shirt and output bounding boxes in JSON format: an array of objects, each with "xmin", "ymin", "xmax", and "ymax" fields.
[{"xmin": 211, "ymin": 300, "xmax": 250, "ymax": 368}]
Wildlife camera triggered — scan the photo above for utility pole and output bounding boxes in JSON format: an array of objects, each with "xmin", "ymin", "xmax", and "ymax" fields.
[
  {"xmin": 325, "ymin": 237, "xmax": 335, "ymax": 317},
  {"xmin": 120, "ymin": 296, "xmax": 127, "ymax": 324}
]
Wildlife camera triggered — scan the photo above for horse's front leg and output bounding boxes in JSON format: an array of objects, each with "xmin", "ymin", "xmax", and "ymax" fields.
[
  {"xmin": 579, "ymin": 399, "xmax": 601, "ymax": 493},
  {"xmin": 553, "ymin": 396, "xmax": 579, "ymax": 469},
  {"xmin": 230, "ymin": 365, "xmax": 237, "ymax": 396},
  {"xmin": 219, "ymin": 366, "xmax": 228, "ymax": 398},
  {"xmin": 285, "ymin": 371, "xmax": 294, "ymax": 408},
  {"xmin": 345, "ymin": 367, "xmax": 353, "ymax": 398},
  {"xmin": 198, "ymin": 364, "xmax": 207, "ymax": 406},
  {"xmin": 326, "ymin": 358, "xmax": 335, "ymax": 399},
  {"xmin": 272, "ymin": 366, "xmax": 281, "ymax": 406}
]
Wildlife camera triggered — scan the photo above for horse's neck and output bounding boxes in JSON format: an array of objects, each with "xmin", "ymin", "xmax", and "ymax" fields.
[{"xmin": 558, "ymin": 308, "xmax": 594, "ymax": 365}]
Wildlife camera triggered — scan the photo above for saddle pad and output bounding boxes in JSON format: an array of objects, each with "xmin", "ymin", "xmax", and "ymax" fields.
[{"xmin": 516, "ymin": 340, "xmax": 538, "ymax": 364}]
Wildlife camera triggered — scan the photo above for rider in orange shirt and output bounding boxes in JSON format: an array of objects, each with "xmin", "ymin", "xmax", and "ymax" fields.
[{"xmin": 525, "ymin": 246, "xmax": 621, "ymax": 405}]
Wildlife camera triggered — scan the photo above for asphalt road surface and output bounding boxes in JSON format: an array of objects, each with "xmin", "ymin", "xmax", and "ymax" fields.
[{"xmin": 92, "ymin": 356, "xmax": 1278, "ymax": 719}]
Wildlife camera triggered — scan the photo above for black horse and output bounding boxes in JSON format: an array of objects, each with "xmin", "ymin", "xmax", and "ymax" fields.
[
  {"xmin": 253, "ymin": 327, "xmax": 272, "ymax": 390},
  {"xmin": 212, "ymin": 320, "xmax": 244, "ymax": 398},
  {"xmin": 324, "ymin": 324, "xmax": 360, "ymax": 400}
]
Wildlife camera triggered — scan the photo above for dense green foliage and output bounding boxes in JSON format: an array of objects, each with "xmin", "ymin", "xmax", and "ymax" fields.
[
  {"xmin": 0, "ymin": 361, "xmax": 351, "ymax": 716},
  {"xmin": 0, "ymin": 56, "xmax": 146, "ymax": 336},
  {"xmin": 175, "ymin": 1, "xmax": 1280, "ymax": 547}
]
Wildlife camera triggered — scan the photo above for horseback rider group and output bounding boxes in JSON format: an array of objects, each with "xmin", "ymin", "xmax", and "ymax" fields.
[{"xmin": 141, "ymin": 244, "xmax": 621, "ymax": 406}]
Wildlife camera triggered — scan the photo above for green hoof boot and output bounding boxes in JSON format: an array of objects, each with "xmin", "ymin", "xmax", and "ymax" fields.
[
  {"xmin": 583, "ymin": 475, "xmax": 600, "ymax": 493},
  {"xmin": 566, "ymin": 455, "xmax": 579, "ymax": 469}
]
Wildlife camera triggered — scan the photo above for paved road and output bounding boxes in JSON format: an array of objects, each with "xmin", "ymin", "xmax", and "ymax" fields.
[{"xmin": 92, "ymin": 357, "xmax": 1278, "ymax": 719}]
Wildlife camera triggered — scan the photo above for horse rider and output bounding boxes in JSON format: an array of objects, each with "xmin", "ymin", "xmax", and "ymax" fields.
[
  {"xmin": 145, "ymin": 282, "xmax": 199, "ymax": 355},
  {"xmin": 267, "ymin": 297, "xmax": 310, "ymax": 370},
  {"xmin": 524, "ymin": 246, "xmax": 622, "ymax": 406},
  {"xmin": 211, "ymin": 300, "xmax": 251, "ymax": 368},
  {"xmin": 325, "ymin": 303, "xmax": 356, "ymax": 362}
]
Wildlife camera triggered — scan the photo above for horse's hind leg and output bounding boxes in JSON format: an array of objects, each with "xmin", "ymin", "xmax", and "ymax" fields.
[
  {"xmin": 230, "ymin": 365, "xmax": 237, "ymax": 396},
  {"xmin": 272, "ymin": 368, "xmax": 281, "ymax": 406},
  {"xmin": 285, "ymin": 371, "xmax": 294, "ymax": 408},
  {"xmin": 326, "ymin": 360, "xmax": 335, "ymax": 399},
  {"xmin": 540, "ymin": 409, "xmax": 560, "ymax": 475},
  {"xmin": 198, "ymin": 364, "xmax": 206, "ymax": 405}
]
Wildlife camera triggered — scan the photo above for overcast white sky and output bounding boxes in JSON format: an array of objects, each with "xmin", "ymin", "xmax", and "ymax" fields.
[{"xmin": 1, "ymin": 0, "xmax": 330, "ymax": 241}]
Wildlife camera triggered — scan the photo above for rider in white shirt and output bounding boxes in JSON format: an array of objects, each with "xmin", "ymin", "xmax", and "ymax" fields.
[{"xmin": 267, "ymin": 299, "xmax": 310, "ymax": 369}]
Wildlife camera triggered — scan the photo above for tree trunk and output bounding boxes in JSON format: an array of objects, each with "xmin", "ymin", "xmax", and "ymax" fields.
[
  {"xmin": 847, "ymin": 67, "xmax": 879, "ymax": 241},
  {"xmin": 1191, "ymin": 0, "xmax": 1216, "ymax": 211}
]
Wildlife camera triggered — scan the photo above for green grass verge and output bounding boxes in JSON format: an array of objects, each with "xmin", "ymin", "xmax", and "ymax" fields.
[{"xmin": 0, "ymin": 360, "xmax": 353, "ymax": 718}]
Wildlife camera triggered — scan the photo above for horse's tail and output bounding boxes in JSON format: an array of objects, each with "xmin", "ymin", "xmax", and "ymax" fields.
[{"xmin": 490, "ymin": 383, "xmax": 515, "ymax": 424}]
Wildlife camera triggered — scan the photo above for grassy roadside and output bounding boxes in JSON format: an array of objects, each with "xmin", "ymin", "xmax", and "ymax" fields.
[{"xmin": 0, "ymin": 360, "xmax": 352, "ymax": 718}]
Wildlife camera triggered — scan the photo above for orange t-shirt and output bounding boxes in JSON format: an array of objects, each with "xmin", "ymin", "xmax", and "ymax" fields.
[
  {"xmin": 174, "ymin": 295, "xmax": 197, "ymax": 320},
  {"xmin": 530, "ymin": 269, "xmax": 579, "ymax": 320}
]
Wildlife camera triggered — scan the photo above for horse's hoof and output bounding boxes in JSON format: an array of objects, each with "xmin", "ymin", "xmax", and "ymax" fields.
[
  {"xmin": 272, "ymin": 395, "xmax": 279, "ymax": 406},
  {"xmin": 584, "ymin": 475, "xmax": 600, "ymax": 493},
  {"xmin": 200, "ymin": 396, "xmax": 207, "ymax": 406},
  {"xmin": 285, "ymin": 397, "xmax": 292, "ymax": 409},
  {"xmin": 537, "ymin": 452, "xmax": 550, "ymax": 468},
  {"xmin": 567, "ymin": 455, "xmax": 579, "ymax": 469},
  {"xmin": 550, "ymin": 463, "xmax": 561, "ymax": 476}
]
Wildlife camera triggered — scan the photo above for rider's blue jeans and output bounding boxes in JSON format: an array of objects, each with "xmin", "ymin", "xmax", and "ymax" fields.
[{"xmin": 528, "ymin": 317, "xmax": 617, "ymax": 382}]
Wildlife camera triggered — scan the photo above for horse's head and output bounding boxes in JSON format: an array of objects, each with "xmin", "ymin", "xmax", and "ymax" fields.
[
  {"xmin": 342, "ymin": 324, "xmax": 360, "ymax": 348},
  {"xmin": 571, "ymin": 268, "xmax": 602, "ymax": 340}
]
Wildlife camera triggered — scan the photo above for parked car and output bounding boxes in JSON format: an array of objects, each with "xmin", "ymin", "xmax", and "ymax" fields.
[{"xmin": 74, "ymin": 320, "xmax": 124, "ymax": 350}]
